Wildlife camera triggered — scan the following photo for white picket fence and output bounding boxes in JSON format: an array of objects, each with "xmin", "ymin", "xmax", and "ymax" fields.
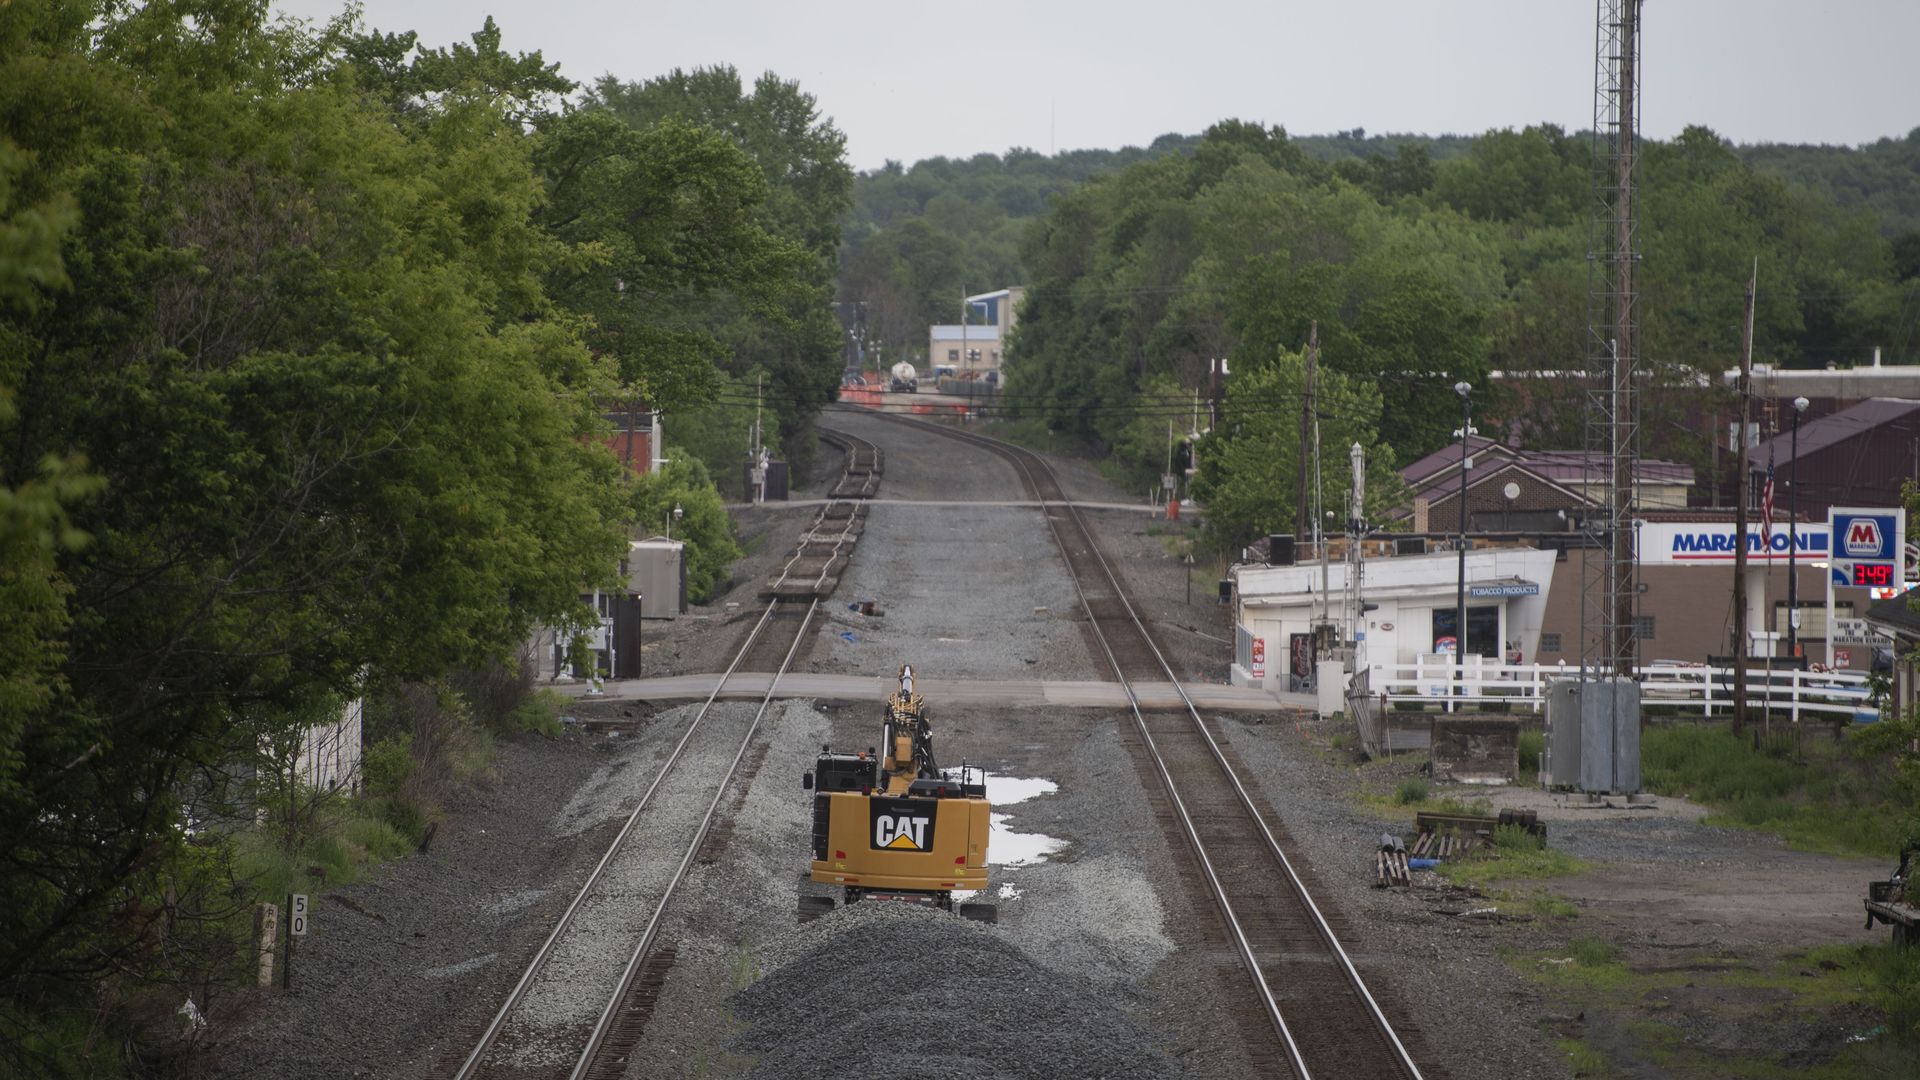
[{"xmin": 1373, "ymin": 659, "xmax": 1878, "ymax": 724}]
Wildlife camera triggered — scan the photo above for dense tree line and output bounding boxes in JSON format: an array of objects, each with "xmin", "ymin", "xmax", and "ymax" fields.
[
  {"xmin": 841, "ymin": 121, "xmax": 1914, "ymax": 548},
  {"xmin": 0, "ymin": 2, "xmax": 848, "ymax": 1068}
]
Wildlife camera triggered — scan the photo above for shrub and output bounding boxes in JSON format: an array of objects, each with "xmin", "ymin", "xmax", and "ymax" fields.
[
  {"xmin": 507, "ymin": 689, "xmax": 567, "ymax": 738},
  {"xmin": 1394, "ymin": 778, "xmax": 1429, "ymax": 805},
  {"xmin": 1495, "ymin": 823, "xmax": 1543, "ymax": 851},
  {"xmin": 362, "ymin": 734, "xmax": 413, "ymax": 796},
  {"xmin": 365, "ymin": 794, "xmax": 425, "ymax": 842}
]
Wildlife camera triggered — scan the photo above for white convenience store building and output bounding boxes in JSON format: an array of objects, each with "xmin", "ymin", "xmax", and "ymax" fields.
[{"xmin": 1229, "ymin": 547, "xmax": 1559, "ymax": 694}]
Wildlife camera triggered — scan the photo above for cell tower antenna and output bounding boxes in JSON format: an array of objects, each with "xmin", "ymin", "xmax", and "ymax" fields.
[{"xmin": 1581, "ymin": 0, "xmax": 1643, "ymax": 681}]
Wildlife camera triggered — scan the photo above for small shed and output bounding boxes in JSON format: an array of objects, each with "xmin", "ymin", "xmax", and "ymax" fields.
[{"xmin": 629, "ymin": 538, "xmax": 687, "ymax": 618}]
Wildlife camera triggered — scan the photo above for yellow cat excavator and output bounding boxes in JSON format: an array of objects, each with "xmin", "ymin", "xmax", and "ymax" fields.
[{"xmin": 800, "ymin": 665, "xmax": 996, "ymax": 922}]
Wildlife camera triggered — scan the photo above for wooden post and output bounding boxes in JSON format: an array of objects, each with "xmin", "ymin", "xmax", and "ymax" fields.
[
  {"xmin": 255, "ymin": 902, "xmax": 278, "ymax": 988},
  {"xmin": 280, "ymin": 893, "xmax": 296, "ymax": 991},
  {"xmin": 1296, "ymin": 322, "xmax": 1318, "ymax": 539}
]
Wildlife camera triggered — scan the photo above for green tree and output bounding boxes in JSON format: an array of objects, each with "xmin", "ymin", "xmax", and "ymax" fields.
[
  {"xmin": 0, "ymin": 7, "xmax": 631, "ymax": 1061},
  {"xmin": 583, "ymin": 67, "xmax": 852, "ymax": 454},
  {"xmin": 534, "ymin": 106, "xmax": 812, "ymax": 405},
  {"xmin": 1190, "ymin": 345, "xmax": 1406, "ymax": 550},
  {"xmin": 634, "ymin": 457, "xmax": 743, "ymax": 603}
]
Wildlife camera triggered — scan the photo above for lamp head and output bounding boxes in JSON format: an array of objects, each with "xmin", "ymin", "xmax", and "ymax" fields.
[
  {"xmin": 672, "ymin": 503, "xmax": 684, "ymax": 521},
  {"xmin": 1453, "ymin": 381, "xmax": 1472, "ymax": 397},
  {"xmin": 1792, "ymin": 396, "xmax": 1810, "ymax": 412}
]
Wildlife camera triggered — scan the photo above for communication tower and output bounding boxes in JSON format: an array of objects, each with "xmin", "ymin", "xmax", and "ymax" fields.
[{"xmin": 1581, "ymin": 0, "xmax": 1643, "ymax": 677}]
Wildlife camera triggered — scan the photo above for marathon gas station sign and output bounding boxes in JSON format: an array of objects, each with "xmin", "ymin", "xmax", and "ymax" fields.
[
  {"xmin": 1639, "ymin": 522, "xmax": 1829, "ymax": 564},
  {"xmin": 1829, "ymin": 508, "xmax": 1906, "ymax": 590},
  {"xmin": 1638, "ymin": 508, "xmax": 1906, "ymax": 592},
  {"xmin": 1635, "ymin": 518, "xmax": 1827, "ymax": 557}
]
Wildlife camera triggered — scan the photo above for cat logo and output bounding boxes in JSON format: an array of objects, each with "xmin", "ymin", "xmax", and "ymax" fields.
[
  {"xmin": 869, "ymin": 797, "xmax": 938, "ymax": 851},
  {"xmin": 875, "ymin": 814, "xmax": 930, "ymax": 850}
]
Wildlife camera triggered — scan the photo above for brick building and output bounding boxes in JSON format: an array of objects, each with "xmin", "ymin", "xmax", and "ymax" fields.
[
  {"xmin": 1746, "ymin": 398, "xmax": 1920, "ymax": 521},
  {"xmin": 1399, "ymin": 436, "xmax": 1694, "ymax": 534}
]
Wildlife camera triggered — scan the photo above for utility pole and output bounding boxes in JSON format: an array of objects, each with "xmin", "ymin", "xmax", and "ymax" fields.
[
  {"xmin": 1297, "ymin": 323, "xmax": 1318, "ymax": 539},
  {"xmin": 751, "ymin": 373, "xmax": 766, "ymax": 503},
  {"xmin": 1208, "ymin": 357, "xmax": 1225, "ymax": 430},
  {"xmin": 1349, "ymin": 442, "xmax": 1367, "ymax": 671},
  {"xmin": 1787, "ymin": 395, "xmax": 1809, "ymax": 657},
  {"xmin": 1732, "ymin": 262, "xmax": 1756, "ymax": 735},
  {"xmin": 1316, "ymin": 384, "xmax": 1330, "ymax": 650}
]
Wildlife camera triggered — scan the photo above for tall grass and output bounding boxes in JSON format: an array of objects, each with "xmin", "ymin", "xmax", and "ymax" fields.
[
  {"xmin": 1517, "ymin": 730, "xmax": 1544, "ymax": 776},
  {"xmin": 233, "ymin": 802, "xmax": 414, "ymax": 900},
  {"xmin": 1641, "ymin": 724, "xmax": 1911, "ymax": 858},
  {"xmin": 508, "ymin": 689, "xmax": 567, "ymax": 737}
]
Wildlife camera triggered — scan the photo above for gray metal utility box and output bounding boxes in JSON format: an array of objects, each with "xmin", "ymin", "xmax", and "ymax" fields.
[
  {"xmin": 1544, "ymin": 677, "xmax": 1640, "ymax": 793},
  {"xmin": 1544, "ymin": 679, "xmax": 1582, "ymax": 787},
  {"xmin": 1577, "ymin": 677, "xmax": 1640, "ymax": 795},
  {"xmin": 743, "ymin": 459, "xmax": 789, "ymax": 501},
  {"xmin": 627, "ymin": 539, "xmax": 687, "ymax": 618}
]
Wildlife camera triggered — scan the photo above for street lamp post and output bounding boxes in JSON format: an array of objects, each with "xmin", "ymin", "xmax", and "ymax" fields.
[
  {"xmin": 1787, "ymin": 397, "xmax": 1809, "ymax": 657},
  {"xmin": 1453, "ymin": 381, "xmax": 1474, "ymax": 703}
]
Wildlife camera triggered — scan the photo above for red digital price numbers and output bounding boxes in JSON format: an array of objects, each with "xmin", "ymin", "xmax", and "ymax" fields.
[{"xmin": 1850, "ymin": 563, "xmax": 1894, "ymax": 587}]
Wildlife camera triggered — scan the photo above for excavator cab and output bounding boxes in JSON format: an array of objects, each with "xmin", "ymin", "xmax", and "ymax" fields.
[{"xmin": 800, "ymin": 665, "xmax": 994, "ymax": 922}]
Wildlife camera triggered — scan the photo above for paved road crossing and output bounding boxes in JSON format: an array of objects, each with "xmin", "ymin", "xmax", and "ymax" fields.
[{"xmin": 558, "ymin": 672, "xmax": 1310, "ymax": 712}]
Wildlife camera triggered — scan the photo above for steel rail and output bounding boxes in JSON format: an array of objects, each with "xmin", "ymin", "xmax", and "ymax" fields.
[
  {"xmin": 454, "ymin": 430, "xmax": 878, "ymax": 1079},
  {"xmin": 853, "ymin": 407, "xmax": 1421, "ymax": 1079},
  {"xmin": 1034, "ymin": 501, "xmax": 1313, "ymax": 1076},
  {"xmin": 569, "ymin": 597, "xmax": 821, "ymax": 1078},
  {"xmin": 450, "ymin": 595, "xmax": 789, "ymax": 1080},
  {"xmin": 1049, "ymin": 489, "xmax": 1423, "ymax": 1080}
]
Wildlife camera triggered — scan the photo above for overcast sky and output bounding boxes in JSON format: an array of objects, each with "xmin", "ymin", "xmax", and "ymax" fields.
[{"xmin": 273, "ymin": 1, "xmax": 1919, "ymax": 171}]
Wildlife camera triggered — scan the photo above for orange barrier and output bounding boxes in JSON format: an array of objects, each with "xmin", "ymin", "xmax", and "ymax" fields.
[{"xmin": 910, "ymin": 402, "xmax": 969, "ymax": 417}]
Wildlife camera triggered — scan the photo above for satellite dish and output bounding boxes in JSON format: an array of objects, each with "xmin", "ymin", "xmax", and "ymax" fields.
[{"xmin": 1502, "ymin": 482, "xmax": 1521, "ymax": 501}]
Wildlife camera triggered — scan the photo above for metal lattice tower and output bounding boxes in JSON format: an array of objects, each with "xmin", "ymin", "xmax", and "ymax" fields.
[{"xmin": 1581, "ymin": 0, "xmax": 1643, "ymax": 677}]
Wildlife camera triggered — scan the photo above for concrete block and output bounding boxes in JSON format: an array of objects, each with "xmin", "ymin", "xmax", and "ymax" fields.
[{"xmin": 1432, "ymin": 717, "xmax": 1519, "ymax": 784}]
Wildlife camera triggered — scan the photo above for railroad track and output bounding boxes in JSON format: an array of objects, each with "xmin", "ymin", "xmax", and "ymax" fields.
[
  {"xmin": 849, "ymin": 407, "xmax": 1427, "ymax": 1080},
  {"xmin": 447, "ymin": 429, "xmax": 883, "ymax": 1080}
]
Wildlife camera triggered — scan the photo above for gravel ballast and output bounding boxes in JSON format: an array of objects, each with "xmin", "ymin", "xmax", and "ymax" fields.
[{"xmin": 730, "ymin": 903, "xmax": 1177, "ymax": 1080}]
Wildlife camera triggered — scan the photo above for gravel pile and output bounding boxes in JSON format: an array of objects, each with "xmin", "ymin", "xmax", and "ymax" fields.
[{"xmin": 730, "ymin": 902, "xmax": 1177, "ymax": 1080}]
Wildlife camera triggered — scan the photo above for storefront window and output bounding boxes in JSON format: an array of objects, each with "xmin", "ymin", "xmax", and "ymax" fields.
[{"xmin": 1431, "ymin": 605, "xmax": 1500, "ymax": 658}]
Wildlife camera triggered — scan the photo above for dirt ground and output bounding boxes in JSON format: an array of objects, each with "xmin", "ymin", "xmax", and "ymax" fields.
[{"xmin": 1270, "ymin": 709, "xmax": 1914, "ymax": 1079}]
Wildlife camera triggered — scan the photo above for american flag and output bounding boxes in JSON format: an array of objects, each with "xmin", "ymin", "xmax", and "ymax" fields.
[{"xmin": 1759, "ymin": 447, "xmax": 1776, "ymax": 550}]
